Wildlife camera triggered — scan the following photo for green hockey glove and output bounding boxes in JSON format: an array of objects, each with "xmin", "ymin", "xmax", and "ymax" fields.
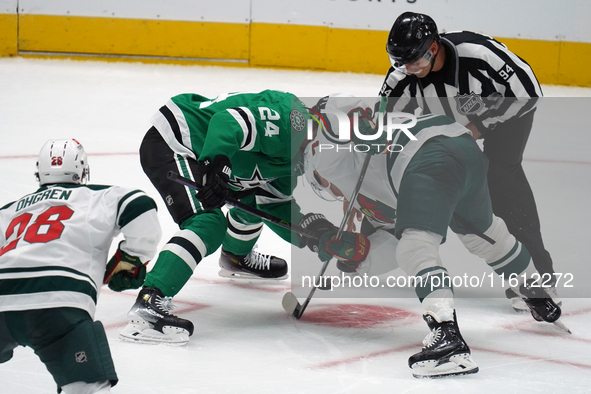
[
  {"xmin": 104, "ymin": 248, "xmax": 147, "ymax": 292},
  {"xmin": 318, "ymin": 230, "xmax": 370, "ymax": 269}
]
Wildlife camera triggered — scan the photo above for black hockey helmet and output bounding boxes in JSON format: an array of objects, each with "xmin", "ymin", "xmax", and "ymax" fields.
[{"xmin": 386, "ymin": 12, "xmax": 439, "ymax": 65}]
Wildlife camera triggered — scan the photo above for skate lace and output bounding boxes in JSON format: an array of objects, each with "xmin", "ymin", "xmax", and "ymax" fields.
[
  {"xmin": 423, "ymin": 327, "xmax": 442, "ymax": 348},
  {"xmin": 155, "ymin": 295, "xmax": 177, "ymax": 315},
  {"xmin": 245, "ymin": 250, "xmax": 271, "ymax": 270}
]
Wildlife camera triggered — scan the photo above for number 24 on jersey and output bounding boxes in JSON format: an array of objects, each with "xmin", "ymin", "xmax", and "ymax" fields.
[{"xmin": 259, "ymin": 107, "xmax": 280, "ymax": 137}]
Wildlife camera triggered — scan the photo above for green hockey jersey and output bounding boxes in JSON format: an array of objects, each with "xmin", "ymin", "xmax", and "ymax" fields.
[{"xmin": 150, "ymin": 90, "xmax": 311, "ymax": 238}]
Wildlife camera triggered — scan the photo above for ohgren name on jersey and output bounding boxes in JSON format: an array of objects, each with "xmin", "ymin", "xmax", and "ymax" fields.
[{"xmin": 14, "ymin": 188, "xmax": 72, "ymax": 212}]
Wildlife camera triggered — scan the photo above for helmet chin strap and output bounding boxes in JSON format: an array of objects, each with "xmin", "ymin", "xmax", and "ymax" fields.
[{"xmin": 428, "ymin": 41, "xmax": 441, "ymax": 72}]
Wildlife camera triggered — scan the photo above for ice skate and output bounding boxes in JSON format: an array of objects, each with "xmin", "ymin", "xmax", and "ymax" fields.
[
  {"xmin": 409, "ymin": 311, "xmax": 478, "ymax": 378},
  {"xmin": 507, "ymin": 284, "xmax": 562, "ymax": 313},
  {"xmin": 546, "ymin": 286, "xmax": 562, "ymax": 306},
  {"xmin": 506, "ymin": 288, "xmax": 529, "ymax": 313},
  {"xmin": 218, "ymin": 247, "xmax": 288, "ymax": 280},
  {"xmin": 517, "ymin": 282, "xmax": 562, "ymax": 323},
  {"xmin": 119, "ymin": 287, "xmax": 194, "ymax": 346}
]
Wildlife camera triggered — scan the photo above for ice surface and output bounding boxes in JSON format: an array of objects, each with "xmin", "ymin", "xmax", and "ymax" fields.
[{"xmin": 1, "ymin": 57, "xmax": 591, "ymax": 393}]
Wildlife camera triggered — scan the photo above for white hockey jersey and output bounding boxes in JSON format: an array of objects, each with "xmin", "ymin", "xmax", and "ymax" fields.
[
  {"xmin": 0, "ymin": 183, "xmax": 161, "ymax": 318},
  {"xmin": 309, "ymin": 114, "xmax": 470, "ymax": 276}
]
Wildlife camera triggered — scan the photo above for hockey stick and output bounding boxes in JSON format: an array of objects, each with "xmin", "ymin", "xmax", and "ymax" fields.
[
  {"xmin": 282, "ymin": 153, "xmax": 373, "ymax": 319},
  {"xmin": 167, "ymin": 171, "xmax": 318, "ymax": 241},
  {"xmin": 452, "ymin": 213, "xmax": 495, "ymax": 245}
]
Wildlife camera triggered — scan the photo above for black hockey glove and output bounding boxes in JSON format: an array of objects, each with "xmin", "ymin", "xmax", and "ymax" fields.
[
  {"xmin": 104, "ymin": 247, "xmax": 147, "ymax": 292},
  {"xmin": 195, "ymin": 155, "xmax": 232, "ymax": 210},
  {"xmin": 298, "ymin": 212, "xmax": 337, "ymax": 254}
]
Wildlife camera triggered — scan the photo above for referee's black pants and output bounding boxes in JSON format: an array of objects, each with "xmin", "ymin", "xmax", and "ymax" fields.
[{"xmin": 482, "ymin": 110, "xmax": 555, "ymax": 283}]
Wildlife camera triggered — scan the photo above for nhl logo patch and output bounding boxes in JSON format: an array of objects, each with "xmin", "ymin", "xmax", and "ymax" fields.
[
  {"xmin": 454, "ymin": 92, "xmax": 484, "ymax": 116},
  {"xmin": 75, "ymin": 351, "xmax": 88, "ymax": 363},
  {"xmin": 290, "ymin": 110, "xmax": 306, "ymax": 132}
]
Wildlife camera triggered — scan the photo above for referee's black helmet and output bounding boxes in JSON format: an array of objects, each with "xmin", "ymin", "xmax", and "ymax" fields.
[{"xmin": 386, "ymin": 12, "xmax": 439, "ymax": 65}]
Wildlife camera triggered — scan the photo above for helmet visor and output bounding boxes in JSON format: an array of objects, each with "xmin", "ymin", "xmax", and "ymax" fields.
[
  {"xmin": 389, "ymin": 48, "xmax": 434, "ymax": 75},
  {"xmin": 308, "ymin": 170, "xmax": 344, "ymax": 202}
]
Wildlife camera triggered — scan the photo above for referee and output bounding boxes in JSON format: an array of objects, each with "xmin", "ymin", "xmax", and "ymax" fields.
[{"xmin": 379, "ymin": 12, "xmax": 557, "ymax": 309}]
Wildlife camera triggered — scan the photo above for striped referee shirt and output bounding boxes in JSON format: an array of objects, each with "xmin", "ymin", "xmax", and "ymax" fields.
[{"xmin": 379, "ymin": 31, "xmax": 543, "ymax": 135}]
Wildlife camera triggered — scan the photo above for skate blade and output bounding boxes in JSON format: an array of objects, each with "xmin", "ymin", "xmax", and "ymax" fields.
[
  {"xmin": 119, "ymin": 323, "xmax": 190, "ymax": 346},
  {"xmin": 552, "ymin": 319, "xmax": 572, "ymax": 334},
  {"xmin": 411, "ymin": 353, "xmax": 479, "ymax": 379},
  {"xmin": 218, "ymin": 268, "xmax": 288, "ymax": 281}
]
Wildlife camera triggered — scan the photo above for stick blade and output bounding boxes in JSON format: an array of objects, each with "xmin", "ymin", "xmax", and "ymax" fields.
[{"xmin": 282, "ymin": 292, "xmax": 302, "ymax": 319}]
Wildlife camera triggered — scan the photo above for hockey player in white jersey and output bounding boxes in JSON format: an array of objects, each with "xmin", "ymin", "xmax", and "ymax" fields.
[
  {"xmin": 305, "ymin": 96, "xmax": 565, "ymax": 378},
  {"xmin": 0, "ymin": 139, "xmax": 161, "ymax": 393}
]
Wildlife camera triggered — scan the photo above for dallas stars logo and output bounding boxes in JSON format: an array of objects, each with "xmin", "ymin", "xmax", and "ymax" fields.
[{"xmin": 228, "ymin": 165, "xmax": 276, "ymax": 191}]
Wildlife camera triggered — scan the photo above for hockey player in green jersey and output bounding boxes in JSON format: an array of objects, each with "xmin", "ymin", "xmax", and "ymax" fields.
[
  {"xmin": 121, "ymin": 90, "xmax": 368, "ymax": 345},
  {"xmin": 304, "ymin": 95, "xmax": 565, "ymax": 378},
  {"xmin": 0, "ymin": 139, "xmax": 161, "ymax": 393}
]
